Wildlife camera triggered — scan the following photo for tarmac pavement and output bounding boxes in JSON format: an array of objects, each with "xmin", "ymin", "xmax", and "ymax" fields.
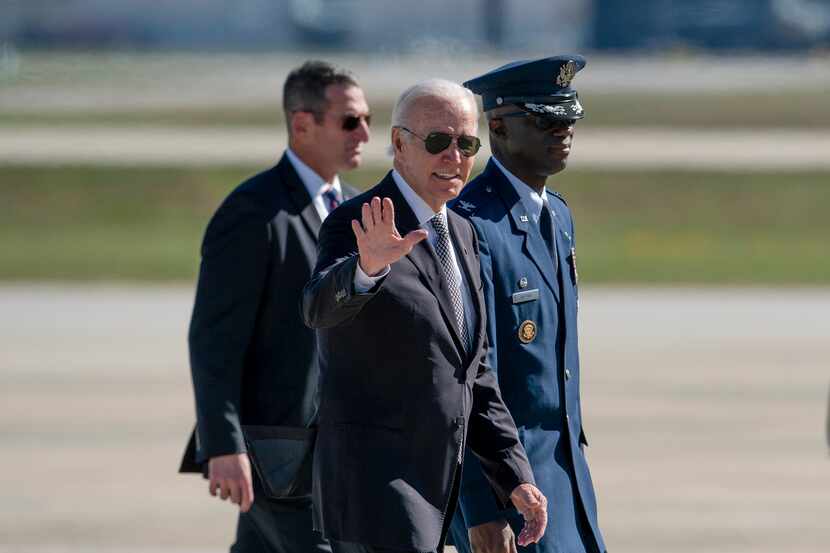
[
  {"xmin": 1, "ymin": 285, "xmax": 828, "ymax": 552},
  {"xmin": 2, "ymin": 126, "xmax": 829, "ymax": 170}
]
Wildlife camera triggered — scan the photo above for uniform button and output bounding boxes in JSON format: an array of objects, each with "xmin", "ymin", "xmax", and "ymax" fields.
[
  {"xmin": 566, "ymin": 414, "xmax": 570, "ymax": 423},
  {"xmin": 565, "ymin": 368, "xmax": 571, "ymax": 380}
]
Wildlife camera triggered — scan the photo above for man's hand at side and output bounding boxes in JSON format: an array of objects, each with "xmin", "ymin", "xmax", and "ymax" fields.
[
  {"xmin": 208, "ymin": 453, "xmax": 254, "ymax": 512},
  {"xmin": 510, "ymin": 483, "xmax": 548, "ymax": 546},
  {"xmin": 469, "ymin": 519, "xmax": 517, "ymax": 553},
  {"xmin": 351, "ymin": 196, "xmax": 427, "ymax": 276}
]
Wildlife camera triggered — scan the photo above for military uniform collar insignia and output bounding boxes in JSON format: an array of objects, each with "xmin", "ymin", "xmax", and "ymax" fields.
[{"xmin": 457, "ymin": 200, "xmax": 476, "ymax": 213}]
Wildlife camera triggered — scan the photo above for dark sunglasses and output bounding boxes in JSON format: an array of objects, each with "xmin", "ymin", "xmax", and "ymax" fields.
[
  {"xmin": 397, "ymin": 126, "xmax": 481, "ymax": 157},
  {"xmin": 342, "ymin": 114, "xmax": 371, "ymax": 131},
  {"xmin": 499, "ymin": 112, "xmax": 577, "ymax": 131}
]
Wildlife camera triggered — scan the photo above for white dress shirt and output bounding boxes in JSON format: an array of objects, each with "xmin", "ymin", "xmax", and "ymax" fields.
[
  {"xmin": 285, "ymin": 148, "xmax": 342, "ymax": 222},
  {"xmin": 354, "ymin": 170, "xmax": 476, "ymax": 348}
]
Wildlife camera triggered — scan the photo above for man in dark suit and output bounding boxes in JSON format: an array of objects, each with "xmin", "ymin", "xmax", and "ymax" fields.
[
  {"xmin": 448, "ymin": 57, "xmax": 607, "ymax": 553},
  {"xmin": 302, "ymin": 79, "xmax": 548, "ymax": 553},
  {"xmin": 180, "ymin": 60, "xmax": 370, "ymax": 553}
]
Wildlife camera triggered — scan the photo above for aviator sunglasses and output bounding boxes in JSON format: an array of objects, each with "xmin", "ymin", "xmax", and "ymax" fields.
[
  {"xmin": 499, "ymin": 112, "xmax": 578, "ymax": 132},
  {"xmin": 397, "ymin": 126, "xmax": 481, "ymax": 157},
  {"xmin": 341, "ymin": 114, "xmax": 371, "ymax": 131}
]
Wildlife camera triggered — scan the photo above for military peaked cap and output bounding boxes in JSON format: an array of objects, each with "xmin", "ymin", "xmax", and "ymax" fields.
[{"xmin": 464, "ymin": 55, "xmax": 586, "ymax": 120}]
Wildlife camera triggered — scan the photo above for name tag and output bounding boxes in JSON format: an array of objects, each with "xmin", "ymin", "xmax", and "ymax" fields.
[{"xmin": 512, "ymin": 289, "xmax": 540, "ymax": 304}]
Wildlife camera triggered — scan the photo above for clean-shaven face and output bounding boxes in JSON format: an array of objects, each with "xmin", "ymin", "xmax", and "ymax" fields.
[
  {"xmin": 495, "ymin": 109, "xmax": 576, "ymax": 177},
  {"xmin": 313, "ymin": 84, "xmax": 371, "ymax": 172},
  {"xmin": 394, "ymin": 95, "xmax": 478, "ymax": 212}
]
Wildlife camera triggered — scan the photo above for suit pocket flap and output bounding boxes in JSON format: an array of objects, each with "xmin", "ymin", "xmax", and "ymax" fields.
[{"xmin": 242, "ymin": 425, "xmax": 316, "ymax": 500}]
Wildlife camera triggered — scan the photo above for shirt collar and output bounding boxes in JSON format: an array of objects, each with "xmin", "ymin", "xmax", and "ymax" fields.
[
  {"xmin": 391, "ymin": 169, "xmax": 446, "ymax": 227},
  {"xmin": 286, "ymin": 148, "xmax": 341, "ymax": 199},
  {"xmin": 491, "ymin": 156, "xmax": 548, "ymax": 217}
]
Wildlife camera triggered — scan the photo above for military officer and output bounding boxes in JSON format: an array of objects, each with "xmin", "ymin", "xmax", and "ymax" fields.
[{"xmin": 448, "ymin": 56, "xmax": 607, "ymax": 553}]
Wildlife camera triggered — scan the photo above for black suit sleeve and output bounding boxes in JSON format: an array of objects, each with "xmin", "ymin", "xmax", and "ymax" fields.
[
  {"xmin": 465, "ymin": 226, "xmax": 536, "ymax": 508},
  {"xmin": 188, "ymin": 198, "xmax": 271, "ymax": 461},
  {"xmin": 302, "ymin": 202, "xmax": 380, "ymax": 329},
  {"xmin": 467, "ymin": 364, "xmax": 535, "ymax": 508}
]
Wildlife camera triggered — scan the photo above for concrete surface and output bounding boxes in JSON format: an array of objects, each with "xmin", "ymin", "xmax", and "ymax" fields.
[
  {"xmin": 1, "ymin": 285, "xmax": 828, "ymax": 552},
  {"xmin": 2, "ymin": 127, "xmax": 829, "ymax": 170},
  {"xmin": 3, "ymin": 53, "xmax": 830, "ymax": 113}
]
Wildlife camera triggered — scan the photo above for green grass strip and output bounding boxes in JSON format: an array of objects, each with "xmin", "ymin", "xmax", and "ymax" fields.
[{"xmin": 1, "ymin": 165, "xmax": 827, "ymax": 284}]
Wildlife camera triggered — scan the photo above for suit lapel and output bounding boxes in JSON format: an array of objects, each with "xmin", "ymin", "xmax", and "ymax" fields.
[
  {"xmin": 276, "ymin": 153, "xmax": 323, "ymax": 240},
  {"xmin": 448, "ymin": 211, "xmax": 486, "ymax": 357},
  {"xmin": 410, "ymin": 239, "xmax": 466, "ymax": 353},
  {"xmin": 378, "ymin": 173, "xmax": 467, "ymax": 355},
  {"xmin": 486, "ymin": 160, "xmax": 560, "ymax": 302},
  {"xmin": 555, "ymin": 222, "xmax": 574, "ymax": 313}
]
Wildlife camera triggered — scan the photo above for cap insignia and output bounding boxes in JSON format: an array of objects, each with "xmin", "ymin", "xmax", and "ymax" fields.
[{"xmin": 556, "ymin": 60, "xmax": 577, "ymax": 87}]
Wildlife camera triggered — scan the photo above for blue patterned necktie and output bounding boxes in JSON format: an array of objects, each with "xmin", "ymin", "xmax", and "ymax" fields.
[
  {"xmin": 321, "ymin": 186, "xmax": 342, "ymax": 214},
  {"xmin": 430, "ymin": 212, "xmax": 469, "ymax": 351}
]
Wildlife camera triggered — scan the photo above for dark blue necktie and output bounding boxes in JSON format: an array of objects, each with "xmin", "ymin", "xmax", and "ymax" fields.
[
  {"xmin": 322, "ymin": 187, "xmax": 341, "ymax": 214},
  {"xmin": 539, "ymin": 198, "xmax": 559, "ymax": 273}
]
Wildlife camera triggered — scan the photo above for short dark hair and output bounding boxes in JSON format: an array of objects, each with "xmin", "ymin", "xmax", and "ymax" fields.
[{"xmin": 283, "ymin": 60, "xmax": 359, "ymax": 130}]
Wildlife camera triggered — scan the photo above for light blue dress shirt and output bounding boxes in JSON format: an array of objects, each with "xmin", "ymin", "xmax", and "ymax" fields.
[
  {"xmin": 491, "ymin": 156, "xmax": 556, "ymax": 222},
  {"xmin": 285, "ymin": 148, "xmax": 342, "ymax": 222}
]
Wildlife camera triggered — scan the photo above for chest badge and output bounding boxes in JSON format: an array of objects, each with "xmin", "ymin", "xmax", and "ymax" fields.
[
  {"xmin": 518, "ymin": 320, "xmax": 537, "ymax": 344},
  {"xmin": 519, "ymin": 277, "xmax": 528, "ymax": 289}
]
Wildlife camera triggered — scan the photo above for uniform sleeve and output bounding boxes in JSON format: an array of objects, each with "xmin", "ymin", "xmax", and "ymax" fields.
[{"xmin": 188, "ymin": 200, "xmax": 270, "ymax": 462}]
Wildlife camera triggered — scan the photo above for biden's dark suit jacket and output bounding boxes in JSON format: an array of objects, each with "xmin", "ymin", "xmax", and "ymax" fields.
[
  {"xmin": 302, "ymin": 172, "xmax": 535, "ymax": 552},
  {"xmin": 180, "ymin": 153, "xmax": 358, "ymax": 470}
]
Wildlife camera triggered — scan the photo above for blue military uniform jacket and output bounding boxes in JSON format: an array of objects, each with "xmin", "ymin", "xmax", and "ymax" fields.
[{"xmin": 450, "ymin": 158, "xmax": 606, "ymax": 553}]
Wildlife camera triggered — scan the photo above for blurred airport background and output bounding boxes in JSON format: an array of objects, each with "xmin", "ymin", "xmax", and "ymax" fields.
[{"xmin": 1, "ymin": 1, "xmax": 829, "ymax": 552}]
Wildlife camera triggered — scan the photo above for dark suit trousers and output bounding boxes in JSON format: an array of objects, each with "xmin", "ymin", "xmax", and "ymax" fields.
[
  {"xmin": 329, "ymin": 463, "xmax": 462, "ymax": 553},
  {"xmin": 230, "ymin": 513, "xmax": 264, "ymax": 553},
  {"xmin": 238, "ymin": 478, "xmax": 330, "ymax": 553},
  {"xmin": 331, "ymin": 540, "xmax": 432, "ymax": 553}
]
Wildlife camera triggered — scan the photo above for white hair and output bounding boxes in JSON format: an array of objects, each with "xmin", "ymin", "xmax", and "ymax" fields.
[{"xmin": 391, "ymin": 78, "xmax": 478, "ymax": 129}]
